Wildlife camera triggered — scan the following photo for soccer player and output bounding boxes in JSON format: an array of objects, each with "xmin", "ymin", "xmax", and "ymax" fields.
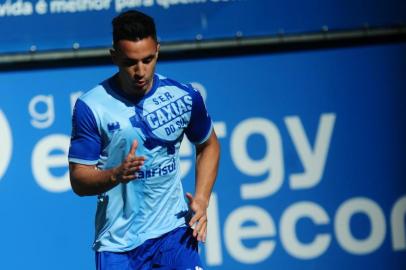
[{"xmin": 68, "ymin": 10, "xmax": 220, "ymax": 270}]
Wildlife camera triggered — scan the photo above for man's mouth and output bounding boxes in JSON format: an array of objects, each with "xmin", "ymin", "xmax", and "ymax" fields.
[{"xmin": 134, "ymin": 80, "xmax": 147, "ymax": 87}]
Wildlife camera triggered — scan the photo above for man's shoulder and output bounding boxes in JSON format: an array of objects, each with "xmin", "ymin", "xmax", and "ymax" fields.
[
  {"xmin": 78, "ymin": 78, "xmax": 111, "ymax": 105},
  {"xmin": 156, "ymin": 74, "xmax": 195, "ymax": 94}
]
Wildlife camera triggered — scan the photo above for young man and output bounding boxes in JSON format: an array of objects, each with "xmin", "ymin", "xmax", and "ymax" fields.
[{"xmin": 68, "ymin": 10, "xmax": 220, "ymax": 270}]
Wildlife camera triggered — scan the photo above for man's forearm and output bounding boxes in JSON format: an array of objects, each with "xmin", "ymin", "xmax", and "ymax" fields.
[
  {"xmin": 69, "ymin": 163, "xmax": 119, "ymax": 196},
  {"xmin": 69, "ymin": 140, "xmax": 145, "ymax": 196},
  {"xmin": 194, "ymin": 131, "xmax": 220, "ymax": 203}
]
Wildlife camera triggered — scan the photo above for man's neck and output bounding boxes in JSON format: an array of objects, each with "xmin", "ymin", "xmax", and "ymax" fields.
[{"xmin": 114, "ymin": 74, "xmax": 153, "ymax": 100}]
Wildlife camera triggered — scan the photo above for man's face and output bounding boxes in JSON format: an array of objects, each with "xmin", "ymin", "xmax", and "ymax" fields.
[{"xmin": 111, "ymin": 37, "xmax": 159, "ymax": 97}]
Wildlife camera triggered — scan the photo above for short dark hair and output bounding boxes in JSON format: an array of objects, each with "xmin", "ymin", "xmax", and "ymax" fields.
[{"xmin": 112, "ymin": 10, "xmax": 157, "ymax": 47}]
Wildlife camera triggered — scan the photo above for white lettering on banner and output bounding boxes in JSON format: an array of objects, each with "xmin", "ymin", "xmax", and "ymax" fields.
[
  {"xmin": 206, "ymin": 194, "xmax": 406, "ymax": 265},
  {"xmin": 205, "ymin": 193, "xmax": 223, "ymax": 265},
  {"xmin": 0, "ymin": 0, "xmax": 234, "ymax": 16},
  {"xmin": 29, "ymin": 94, "xmax": 55, "ymax": 129},
  {"xmin": 280, "ymin": 201, "xmax": 331, "ymax": 259},
  {"xmin": 334, "ymin": 197, "xmax": 386, "ymax": 255},
  {"xmin": 0, "ymin": 110, "xmax": 13, "ymax": 181},
  {"xmin": 391, "ymin": 196, "xmax": 406, "ymax": 250},
  {"xmin": 285, "ymin": 114, "xmax": 335, "ymax": 190},
  {"xmin": 35, "ymin": 0, "xmax": 47, "ymax": 14},
  {"xmin": 115, "ymin": 0, "xmax": 153, "ymax": 12},
  {"xmin": 231, "ymin": 118, "xmax": 284, "ymax": 199},
  {"xmin": 213, "ymin": 122, "xmax": 226, "ymax": 138},
  {"xmin": 156, "ymin": 0, "xmax": 206, "ymax": 10},
  {"xmin": 32, "ymin": 134, "xmax": 71, "ymax": 192},
  {"xmin": 232, "ymin": 114, "xmax": 336, "ymax": 200},
  {"xmin": 50, "ymin": 0, "xmax": 111, "ymax": 13},
  {"xmin": 0, "ymin": 0, "xmax": 33, "ymax": 17},
  {"xmin": 224, "ymin": 205, "xmax": 276, "ymax": 264}
]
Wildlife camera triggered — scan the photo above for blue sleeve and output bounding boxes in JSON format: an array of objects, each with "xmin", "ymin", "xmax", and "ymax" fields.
[
  {"xmin": 185, "ymin": 87, "xmax": 213, "ymax": 144},
  {"xmin": 68, "ymin": 99, "xmax": 102, "ymax": 164}
]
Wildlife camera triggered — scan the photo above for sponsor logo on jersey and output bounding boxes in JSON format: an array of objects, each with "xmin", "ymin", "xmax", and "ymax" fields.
[{"xmin": 136, "ymin": 158, "xmax": 176, "ymax": 179}]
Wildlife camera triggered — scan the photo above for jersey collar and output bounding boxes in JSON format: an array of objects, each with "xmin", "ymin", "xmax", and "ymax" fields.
[{"xmin": 106, "ymin": 73, "xmax": 159, "ymax": 105}]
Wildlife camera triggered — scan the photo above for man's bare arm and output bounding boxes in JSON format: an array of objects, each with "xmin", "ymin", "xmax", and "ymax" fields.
[
  {"xmin": 69, "ymin": 140, "xmax": 145, "ymax": 196},
  {"xmin": 187, "ymin": 130, "xmax": 220, "ymax": 242}
]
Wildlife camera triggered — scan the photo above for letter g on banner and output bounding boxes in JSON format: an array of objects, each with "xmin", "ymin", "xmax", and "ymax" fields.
[{"xmin": 0, "ymin": 110, "xmax": 12, "ymax": 181}]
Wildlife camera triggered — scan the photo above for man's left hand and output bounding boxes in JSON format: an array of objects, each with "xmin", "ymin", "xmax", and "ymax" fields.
[{"xmin": 186, "ymin": 192, "xmax": 209, "ymax": 242}]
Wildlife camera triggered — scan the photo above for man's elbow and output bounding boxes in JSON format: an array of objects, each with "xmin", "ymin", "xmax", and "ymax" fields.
[{"xmin": 69, "ymin": 176, "xmax": 90, "ymax": 197}]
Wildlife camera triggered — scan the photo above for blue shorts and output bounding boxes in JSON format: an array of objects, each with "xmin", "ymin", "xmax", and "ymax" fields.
[{"xmin": 95, "ymin": 227, "xmax": 203, "ymax": 270}]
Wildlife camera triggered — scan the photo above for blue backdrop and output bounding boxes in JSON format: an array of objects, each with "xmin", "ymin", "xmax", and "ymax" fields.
[
  {"xmin": 0, "ymin": 43, "xmax": 405, "ymax": 269},
  {"xmin": 0, "ymin": 0, "xmax": 406, "ymax": 53}
]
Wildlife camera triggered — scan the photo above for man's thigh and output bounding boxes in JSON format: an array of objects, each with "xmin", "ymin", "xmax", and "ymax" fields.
[
  {"xmin": 96, "ymin": 250, "xmax": 131, "ymax": 270},
  {"xmin": 96, "ymin": 227, "xmax": 203, "ymax": 270},
  {"xmin": 96, "ymin": 239, "xmax": 157, "ymax": 270},
  {"xmin": 152, "ymin": 227, "xmax": 203, "ymax": 269}
]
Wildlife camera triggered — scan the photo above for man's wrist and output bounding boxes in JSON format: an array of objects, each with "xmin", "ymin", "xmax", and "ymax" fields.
[
  {"xmin": 110, "ymin": 168, "xmax": 119, "ymax": 184},
  {"xmin": 194, "ymin": 195, "xmax": 210, "ymax": 208}
]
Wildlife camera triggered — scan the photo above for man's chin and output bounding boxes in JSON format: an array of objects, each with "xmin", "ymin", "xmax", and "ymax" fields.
[
  {"xmin": 129, "ymin": 85, "xmax": 148, "ymax": 97},
  {"xmin": 136, "ymin": 81, "xmax": 152, "ymax": 92}
]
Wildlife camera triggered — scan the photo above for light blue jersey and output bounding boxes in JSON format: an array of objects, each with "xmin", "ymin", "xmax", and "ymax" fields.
[{"xmin": 68, "ymin": 73, "xmax": 213, "ymax": 252}]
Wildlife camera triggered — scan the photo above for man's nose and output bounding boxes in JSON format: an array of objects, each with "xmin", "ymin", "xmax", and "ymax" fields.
[{"xmin": 133, "ymin": 63, "xmax": 145, "ymax": 77}]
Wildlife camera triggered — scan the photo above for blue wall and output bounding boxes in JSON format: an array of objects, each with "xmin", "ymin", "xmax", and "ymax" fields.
[
  {"xmin": 0, "ymin": 43, "xmax": 405, "ymax": 269},
  {"xmin": 1, "ymin": 0, "xmax": 406, "ymax": 53}
]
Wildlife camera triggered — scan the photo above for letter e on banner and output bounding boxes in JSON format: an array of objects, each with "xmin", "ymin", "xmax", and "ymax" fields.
[
  {"xmin": 32, "ymin": 134, "xmax": 71, "ymax": 192},
  {"xmin": 0, "ymin": 110, "xmax": 12, "ymax": 181}
]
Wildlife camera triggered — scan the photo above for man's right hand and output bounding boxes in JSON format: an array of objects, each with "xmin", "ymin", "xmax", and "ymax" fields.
[
  {"xmin": 111, "ymin": 140, "xmax": 146, "ymax": 183},
  {"xmin": 69, "ymin": 140, "xmax": 146, "ymax": 196}
]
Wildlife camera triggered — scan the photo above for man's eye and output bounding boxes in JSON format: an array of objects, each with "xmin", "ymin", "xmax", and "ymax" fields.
[
  {"xmin": 123, "ymin": 60, "xmax": 136, "ymax": 66},
  {"xmin": 143, "ymin": 58, "xmax": 153, "ymax": 64}
]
